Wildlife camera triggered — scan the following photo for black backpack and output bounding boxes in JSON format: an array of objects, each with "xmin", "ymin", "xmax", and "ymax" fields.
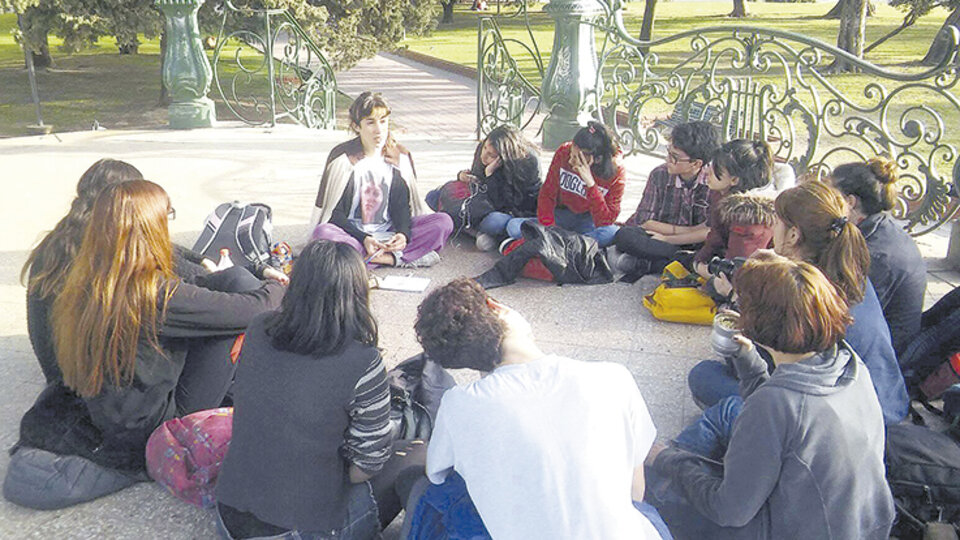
[
  {"xmin": 192, "ymin": 202, "xmax": 273, "ymax": 270},
  {"xmin": 885, "ymin": 423, "xmax": 960, "ymax": 538}
]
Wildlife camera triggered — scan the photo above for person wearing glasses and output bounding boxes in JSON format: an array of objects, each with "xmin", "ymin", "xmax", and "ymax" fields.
[{"xmin": 613, "ymin": 121, "xmax": 720, "ymax": 278}]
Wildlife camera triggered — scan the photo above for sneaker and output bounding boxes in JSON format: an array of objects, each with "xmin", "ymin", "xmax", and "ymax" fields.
[
  {"xmin": 616, "ymin": 253, "xmax": 652, "ymax": 276},
  {"xmin": 476, "ymin": 233, "xmax": 499, "ymax": 252},
  {"xmin": 397, "ymin": 250, "xmax": 441, "ymax": 268},
  {"xmin": 499, "ymin": 237, "xmax": 520, "ymax": 255}
]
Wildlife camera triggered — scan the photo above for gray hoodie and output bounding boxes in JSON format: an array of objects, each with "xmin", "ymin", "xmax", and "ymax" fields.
[{"xmin": 655, "ymin": 342, "xmax": 895, "ymax": 539}]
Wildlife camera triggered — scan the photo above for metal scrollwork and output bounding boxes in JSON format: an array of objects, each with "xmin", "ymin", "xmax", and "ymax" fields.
[
  {"xmin": 476, "ymin": 1, "xmax": 545, "ymax": 138},
  {"xmin": 591, "ymin": 17, "xmax": 960, "ymax": 235},
  {"xmin": 213, "ymin": 1, "xmax": 336, "ymax": 129}
]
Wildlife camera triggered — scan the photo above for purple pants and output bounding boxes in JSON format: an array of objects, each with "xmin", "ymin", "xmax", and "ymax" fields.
[{"xmin": 313, "ymin": 213, "xmax": 454, "ymax": 264}]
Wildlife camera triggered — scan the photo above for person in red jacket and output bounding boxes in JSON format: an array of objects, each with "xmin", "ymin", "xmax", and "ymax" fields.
[{"xmin": 504, "ymin": 121, "xmax": 625, "ymax": 248}]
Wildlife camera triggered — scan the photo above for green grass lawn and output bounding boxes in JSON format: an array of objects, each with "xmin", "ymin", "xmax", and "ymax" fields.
[{"xmin": 403, "ymin": 1, "xmax": 951, "ymax": 84}]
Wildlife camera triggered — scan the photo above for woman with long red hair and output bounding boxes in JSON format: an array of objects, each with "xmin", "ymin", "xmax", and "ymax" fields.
[{"xmin": 5, "ymin": 180, "xmax": 284, "ymax": 510}]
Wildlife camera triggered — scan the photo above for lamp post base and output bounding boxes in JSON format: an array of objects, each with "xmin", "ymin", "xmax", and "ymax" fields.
[{"xmin": 169, "ymin": 98, "xmax": 216, "ymax": 129}]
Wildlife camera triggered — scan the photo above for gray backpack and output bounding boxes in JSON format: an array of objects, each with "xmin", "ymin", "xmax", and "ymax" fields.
[{"xmin": 192, "ymin": 202, "xmax": 273, "ymax": 269}]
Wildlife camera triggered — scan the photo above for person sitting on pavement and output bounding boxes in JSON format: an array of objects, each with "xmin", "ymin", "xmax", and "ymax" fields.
[
  {"xmin": 401, "ymin": 277, "xmax": 672, "ymax": 539},
  {"xmin": 215, "ymin": 240, "xmax": 426, "ymax": 539},
  {"xmin": 310, "ymin": 91, "xmax": 453, "ymax": 268},
  {"xmin": 646, "ymin": 253, "xmax": 895, "ymax": 540},
  {"xmin": 687, "ymin": 181, "xmax": 910, "ymax": 425},
  {"xmin": 20, "ymin": 158, "xmax": 225, "ymax": 387},
  {"xmin": 831, "ymin": 157, "xmax": 926, "ymax": 356},
  {"xmin": 690, "ymin": 139, "xmax": 776, "ymax": 277},
  {"xmin": 425, "ymin": 124, "xmax": 541, "ymax": 251},
  {"xmin": 503, "ymin": 120, "xmax": 625, "ymax": 249},
  {"xmin": 613, "ymin": 121, "xmax": 721, "ymax": 277},
  {"xmin": 4, "ymin": 180, "xmax": 285, "ymax": 511}
]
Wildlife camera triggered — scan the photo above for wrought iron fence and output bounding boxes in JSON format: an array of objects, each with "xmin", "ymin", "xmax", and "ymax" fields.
[
  {"xmin": 477, "ymin": 2, "xmax": 545, "ymax": 137},
  {"xmin": 212, "ymin": 1, "xmax": 336, "ymax": 129},
  {"xmin": 477, "ymin": 0, "xmax": 960, "ymax": 235}
]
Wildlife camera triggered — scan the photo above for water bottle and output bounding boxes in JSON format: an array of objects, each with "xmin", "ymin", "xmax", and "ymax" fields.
[{"xmin": 216, "ymin": 248, "xmax": 234, "ymax": 271}]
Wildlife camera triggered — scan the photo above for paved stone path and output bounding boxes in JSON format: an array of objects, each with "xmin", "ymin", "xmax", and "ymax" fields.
[{"xmin": 0, "ymin": 52, "xmax": 956, "ymax": 539}]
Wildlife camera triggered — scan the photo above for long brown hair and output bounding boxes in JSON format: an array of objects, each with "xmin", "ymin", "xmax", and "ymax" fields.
[
  {"xmin": 775, "ymin": 181, "xmax": 870, "ymax": 305},
  {"xmin": 22, "ymin": 159, "xmax": 143, "ymax": 299},
  {"xmin": 53, "ymin": 180, "xmax": 176, "ymax": 397}
]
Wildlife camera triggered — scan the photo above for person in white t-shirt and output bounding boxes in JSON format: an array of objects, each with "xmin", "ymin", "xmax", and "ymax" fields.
[{"xmin": 403, "ymin": 278, "xmax": 671, "ymax": 540}]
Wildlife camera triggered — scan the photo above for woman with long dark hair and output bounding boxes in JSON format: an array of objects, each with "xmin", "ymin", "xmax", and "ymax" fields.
[
  {"xmin": 215, "ymin": 240, "xmax": 425, "ymax": 539},
  {"xmin": 687, "ymin": 182, "xmax": 909, "ymax": 425},
  {"xmin": 426, "ymin": 124, "xmax": 541, "ymax": 250},
  {"xmin": 5, "ymin": 180, "xmax": 283, "ymax": 510},
  {"xmin": 831, "ymin": 157, "xmax": 926, "ymax": 355}
]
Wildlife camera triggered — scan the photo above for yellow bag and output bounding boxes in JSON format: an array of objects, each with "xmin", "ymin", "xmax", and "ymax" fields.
[{"xmin": 642, "ymin": 261, "xmax": 717, "ymax": 325}]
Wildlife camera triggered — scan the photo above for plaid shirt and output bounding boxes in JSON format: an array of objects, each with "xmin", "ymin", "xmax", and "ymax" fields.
[{"xmin": 627, "ymin": 164, "xmax": 711, "ymax": 226}]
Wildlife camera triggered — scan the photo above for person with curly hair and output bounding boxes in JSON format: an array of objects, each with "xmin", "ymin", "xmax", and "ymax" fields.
[{"xmin": 404, "ymin": 278, "xmax": 671, "ymax": 539}]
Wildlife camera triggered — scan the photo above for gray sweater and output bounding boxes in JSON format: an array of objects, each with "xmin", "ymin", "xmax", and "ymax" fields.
[{"xmin": 655, "ymin": 342, "xmax": 895, "ymax": 539}]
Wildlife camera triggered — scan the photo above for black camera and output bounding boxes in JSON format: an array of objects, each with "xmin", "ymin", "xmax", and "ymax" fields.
[{"xmin": 707, "ymin": 256, "xmax": 747, "ymax": 280}]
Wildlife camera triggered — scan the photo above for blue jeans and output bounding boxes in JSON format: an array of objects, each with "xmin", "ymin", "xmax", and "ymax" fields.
[
  {"xmin": 687, "ymin": 360, "xmax": 741, "ymax": 410},
  {"xmin": 215, "ymin": 482, "xmax": 379, "ymax": 540},
  {"xmin": 505, "ymin": 208, "xmax": 620, "ymax": 248},
  {"xmin": 645, "ymin": 396, "xmax": 747, "ymax": 539},
  {"xmin": 478, "ymin": 211, "xmax": 513, "ymax": 236}
]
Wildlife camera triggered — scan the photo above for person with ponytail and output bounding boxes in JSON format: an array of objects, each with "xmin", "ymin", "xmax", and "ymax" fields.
[
  {"xmin": 831, "ymin": 157, "xmax": 926, "ymax": 355},
  {"xmin": 21, "ymin": 159, "xmax": 215, "ymax": 385},
  {"xmin": 503, "ymin": 120, "xmax": 625, "ymax": 248},
  {"xmin": 687, "ymin": 182, "xmax": 909, "ymax": 425},
  {"xmin": 5, "ymin": 180, "xmax": 285, "ymax": 510}
]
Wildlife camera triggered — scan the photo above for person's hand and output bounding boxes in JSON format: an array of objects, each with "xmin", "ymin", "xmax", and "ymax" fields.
[
  {"xmin": 569, "ymin": 146, "xmax": 595, "ymax": 187},
  {"xmin": 732, "ymin": 334, "xmax": 754, "ymax": 356},
  {"xmin": 363, "ymin": 235, "xmax": 386, "ymax": 257},
  {"xmin": 382, "ymin": 136, "xmax": 401, "ymax": 166},
  {"xmin": 384, "ymin": 233, "xmax": 407, "ymax": 252},
  {"xmin": 262, "ymin": 266, "xmax": 290, "ymax": 285},
  {"xmin": 458, "ymin": 170, "xmax": 479, "ymax": 183},
  {"xmin": 200, "ymin": 258, "xmax": 218, "ymax": 273},
  {"xmin": 713, "ymin": 273, "xmax": 734, "ymax": 297},
  {"xmin": 645, "ymin": 440, "xmax": 669, "ymax": 466},
  {"xmin": 694, "ymin": 261, "xmax": 710, "ymax": 279},
  {"xmin": 484, "ymin": 156, "xmax": 502, "ymax": 177},
  {"xmin": 648, "ymin": 231, "xmax": 666, "ymax": 243}
]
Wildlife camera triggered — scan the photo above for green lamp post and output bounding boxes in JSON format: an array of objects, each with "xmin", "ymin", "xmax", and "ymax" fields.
[
  {"xmin": 157, "ymin": 0, "xmax": 216, "ymax": 128},
  {"xmin": 540, "ymin": 0, "xmax": 603, "ymax": 150}
]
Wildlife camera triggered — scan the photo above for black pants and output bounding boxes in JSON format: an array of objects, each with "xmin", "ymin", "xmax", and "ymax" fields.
[
  {"xmin": 614, "ymin": 226, "xmax": 702, "ymax": 276},
  {"xmin": 371, "ymin": 440, "xmax": 429, "ymax": 528},
  {"xmin": 175, "ymin": 266, "xmax": 262, "ymax": 416}
]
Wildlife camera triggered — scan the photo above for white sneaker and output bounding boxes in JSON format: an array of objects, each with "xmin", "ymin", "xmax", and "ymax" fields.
[
  {"xmin": 397, "ymin": 250, "xmax": 441, "ymax": 268},
  {"xmin": 475, "ymin": 233, "xmax": 499, "ymax": 252}
]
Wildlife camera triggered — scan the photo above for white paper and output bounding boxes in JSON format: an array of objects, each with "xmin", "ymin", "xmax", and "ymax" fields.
[{"xmin": 377, "ymin": 275, "xmax": 430, "ymax": 293}]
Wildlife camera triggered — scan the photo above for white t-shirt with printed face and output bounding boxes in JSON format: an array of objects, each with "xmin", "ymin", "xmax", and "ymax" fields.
[{"xmin": 426, "ymin": 355, "xmax": 660, "ymax": 540}]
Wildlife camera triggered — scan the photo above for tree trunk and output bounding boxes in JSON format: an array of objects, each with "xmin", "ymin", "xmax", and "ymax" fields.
[
  {"xmin": 729, "ymin": 0, "xmax": 747, "ymax": 18},
  {"xmin": 31, "ymin": 37, "xmax": 52, "ymax": 69},
  {"xmin": 832, "ymin": 0, "xmax": 867, "ymax": 73},
  {"xmin": 159, "ymin": 30, "xmax": 171, "ymax": 106},
  {"xmin": 639, "ymin": 0, "xmax": 657, "ymax": 41},
  {"xmin": 442, "ymin": 1, "xmax": 455, "ymax": 23},
  {"xmin": 117, "ymin": 38, "xmax": 140, "ymax": 55},
  {"xmin": 824, "ymin": 0, "xmax": 874, "ymax": 20},
  {"xmin": 922, "ymin": 5, "xmax": 960, "ymax": 66}
]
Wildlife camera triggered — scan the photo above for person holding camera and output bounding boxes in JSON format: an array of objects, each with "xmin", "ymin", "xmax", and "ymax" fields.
[
  {"xmin": 688, "ymin": 182, "xmax": 909, "ymax": 425},
  {"xmin": 647, "ymin": 253, "xmax": 895, "ymax": 539}
]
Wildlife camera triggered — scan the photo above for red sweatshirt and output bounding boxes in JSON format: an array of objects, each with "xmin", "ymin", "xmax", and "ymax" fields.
[{"xmin": 537, "ymin": 142, "xmax": 626, "ymax": 227}]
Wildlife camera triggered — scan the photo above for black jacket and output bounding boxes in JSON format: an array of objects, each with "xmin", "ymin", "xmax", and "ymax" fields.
[
  {"xmin": 463, "ymin": 149, "xmax": 541, "ymax": 228},
  {"xmin": 475, "ymin": 221, "xmax": 613, "ymax": 289},
  {"xmin": 859, "ymin": 212, "xmax": 926, "ymax": 355},
  {"xmin": 20, "ymin": 272, "xmax": 284, "ymax": 472}
]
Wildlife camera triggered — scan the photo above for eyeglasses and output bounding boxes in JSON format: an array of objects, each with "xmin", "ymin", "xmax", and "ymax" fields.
[
  {"xmin": 167, "ymin": 207, "xmax": 176, "ymax": 221},
  {"xmin": 667, "ymin": 152, "xmax": 694, "ymax": 164}
]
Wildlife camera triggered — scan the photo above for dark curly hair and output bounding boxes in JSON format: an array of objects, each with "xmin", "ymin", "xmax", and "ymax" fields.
[
  {"xmin": 414, "ymin": 278, "xmax": 505, "ymax": 372},
  {"xmin": 669, "ymin": 121, "xmax": 720, "ymax": 164}
]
